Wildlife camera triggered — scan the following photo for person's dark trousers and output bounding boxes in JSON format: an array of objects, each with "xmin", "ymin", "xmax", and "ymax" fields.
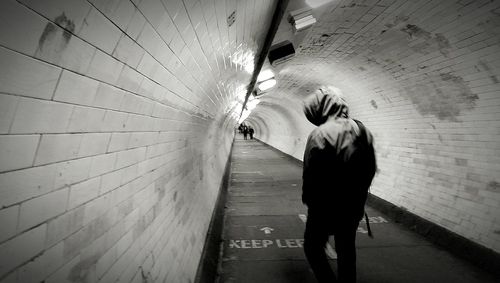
[{"xmin": 304, "ymin": 209, "xmax": 358, "ymax": 283}]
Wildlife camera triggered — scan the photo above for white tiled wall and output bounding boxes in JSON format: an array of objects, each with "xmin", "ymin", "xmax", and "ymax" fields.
[{"xmin": 0, "ymin": 0, "xmax": 277, "ymax": 282}]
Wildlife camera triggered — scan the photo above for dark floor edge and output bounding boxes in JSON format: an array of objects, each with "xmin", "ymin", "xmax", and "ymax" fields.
[
  {"xmin": 256, "ymin": 137, "xmax": 499, "ymax": 278},
  {"xmin": 367, "ymin": 194, "xmax": 500, "ymax": 278},
  {"xmin": 194, "ymin": 140, "xmax": 234, "ymax": 283},
  {"xmin": 254, "ymin": 138, "xmax": 303, "ymax": 166}
]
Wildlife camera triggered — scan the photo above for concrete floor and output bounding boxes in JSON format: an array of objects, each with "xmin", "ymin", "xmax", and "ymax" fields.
[{"xmin": 216, "ymin": 135, "xmax": 498, "ymax": 283}]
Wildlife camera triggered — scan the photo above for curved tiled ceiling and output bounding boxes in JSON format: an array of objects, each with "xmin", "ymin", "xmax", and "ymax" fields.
[{"xmin": 247, "ymin": 0, "xmax": 500, "ymax": 252}]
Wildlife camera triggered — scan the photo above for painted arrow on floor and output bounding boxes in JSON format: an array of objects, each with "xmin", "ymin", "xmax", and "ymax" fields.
[{"xmin": 260, "ymin": 227, "xmax": 274, "ymax": 234}]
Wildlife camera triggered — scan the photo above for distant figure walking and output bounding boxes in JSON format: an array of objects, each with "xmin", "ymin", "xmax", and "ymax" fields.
[
  {"xmin": 248, "ymin": 127, "xmax": 254, "ymax": 139},
  {"xmin": 302, "ymin": 87, "xmax": 377, "ymax": 283},
  {"xmin": 243, "ymin": 126, "xmax": 248, "ymax": 140}
]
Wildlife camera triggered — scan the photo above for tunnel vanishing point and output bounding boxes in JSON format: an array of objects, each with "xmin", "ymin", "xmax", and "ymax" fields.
[{"xmin": 0, "ymin": 0, "xmax": 499, "ymax": 282}]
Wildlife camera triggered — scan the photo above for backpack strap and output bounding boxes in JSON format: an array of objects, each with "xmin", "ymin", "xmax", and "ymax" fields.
[
  {"xmin": 364, "ymin": 212, "xmax": 373, "ymax": 238},
  {"xmin": 355, "ymin": 120, "xmax": 375, "ymax": 238}
]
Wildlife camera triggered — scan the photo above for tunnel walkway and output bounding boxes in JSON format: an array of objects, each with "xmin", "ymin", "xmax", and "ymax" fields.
[{"xmin": 215, "ymin": 135, "xmax": 497, "ymax": 283}]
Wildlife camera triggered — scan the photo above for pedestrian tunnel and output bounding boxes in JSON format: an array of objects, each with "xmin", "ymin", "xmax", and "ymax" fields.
[
  {"xmin": 0, "ymin": 0, "xmax": 499, "ymax": 282},
  {"xmin": 217, "ymin": 135, "xmax": 497, "ymax": 282}
]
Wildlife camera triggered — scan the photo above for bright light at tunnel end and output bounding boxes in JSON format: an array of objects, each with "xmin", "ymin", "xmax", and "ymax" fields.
[
  {"xmin": 238, "ymin": 109, "xmax": 251, "ymax": 124},
  {"xmin": 236, "ymin": 95, "xmax": 260, "ymax": 124}
]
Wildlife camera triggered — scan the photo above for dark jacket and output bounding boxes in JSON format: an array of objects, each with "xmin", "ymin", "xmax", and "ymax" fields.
[{"xmin": 302, "ymin": 91, "xmax": 376, "ymax": 222}]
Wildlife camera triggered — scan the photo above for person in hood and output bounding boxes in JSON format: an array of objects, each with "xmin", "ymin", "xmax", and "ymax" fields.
[{"xmin": 302, "ymin": 87, "xmax": 377, "ymax": 283}]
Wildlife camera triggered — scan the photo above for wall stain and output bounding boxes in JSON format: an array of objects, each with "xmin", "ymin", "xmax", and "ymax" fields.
[
  {"xmin": 354, "ymin": 14, "xmax": 457, "ymax": 70},
  {"xmin": 434, "ymin": 133, "xmax": 443, "ymax": 143},
  {"xmin": 39, "ymin": 13, "xmax": 75, "ymax": 48},
  {"xmin": 401, "ymin": 24, "xmax": 452, "ymax": 56},
  {"xmin": 68, "ymin": 254, "xmax": 100, "ymax": 283},
  {"xmin": 174, "ymin": 196, "xmax": 185, "ymax": 216},
  {"xmin": 340, "ymin": 3, "xmax": 357, "ymax": 8},
  {"xmin": 478, "ymin": 61, "xmax": 500, "ymax": 84},
  {"xmin": 492, "ymin": 6, "xmax": 500, "ymax": 16},
  {"xmin": 478, "ymin": 60, "xmax": 490, "ymax": 71},
  {"xmin": 117, "ymin": 199, "xmax": 133, "ymax": 218},
  {"xmin": 155, "ymin": 177, "xmax": 167, "ymax": 200},
  {"xmin": 477, "ymin": 10, "xmax": 500, "ymax": 45},
  {"xmin": 435, "ymin": 33, "xmax": 451, "ymax": 56},
  {"xmin": 366, "ymin": 56, "xmax": 377, "ymax": 64},
  {"xmin": 402, "ymin": 72, "xmax": 478, "ymax": 121},
  {"xmin": 297, "ymin": 81, "xmax": 322, "ymax": 96},
  {"xmin": 370, "ymin": 99, "xmax": 378, "ymax": 109},
  {"xmin": 133, "ymin": 217, "xmax": 146, "ymax": 240},
  {"xmin": 198, "ymin": 154, "xmax": 204, "ymax": 181},
  {"xmin": 311, "ymin": 33, "xmax": 334, "ymax": 47},
  {"xmin": 37, "ymin": 13, "xmax": 75, "ymax": 60},
  {"xmin": 384, "ymin": 58, "xmax": 395, "ymax": 64},
  {"xmin": 371, "ymin": 17, "xmax": 453, "ymax": 59},
  {"xmin": 486, "ymin": 181, "xmax": 500, "ymax": 193},
  {"xmin": 140, "ymin": 266, "xmax": 153, "ymax": 283},
  {"xmin": 38, "ymin": 23, "xmax": 57, "ymax": 50},
  {"xmin": 455, "ymin": 158, "xmax": 468, "ymax": 166},
  {"xmin": 402, "ymin": 24, "xmax": 432, "ymax": 39}
]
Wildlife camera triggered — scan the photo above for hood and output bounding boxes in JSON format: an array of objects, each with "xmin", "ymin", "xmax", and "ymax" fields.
[{"xmin": 303, "ymin": 88, "xmax": 349, "ymax": 126}]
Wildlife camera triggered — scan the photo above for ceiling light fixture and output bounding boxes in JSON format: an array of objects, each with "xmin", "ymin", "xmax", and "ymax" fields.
[
  {"xmin": 295, "ymin": 16, "xmax": 317, "ymax": 31},
  {"xmin": 257, "ymin": 69, "xmax": 274, "ymax": 82},
  {"xmin": 289, "ymin": 7, "xmax": 316, "ymax": 33},
  {"xmin": 258, "ymin": 78, "xmax": 277, "ymax": 92}
]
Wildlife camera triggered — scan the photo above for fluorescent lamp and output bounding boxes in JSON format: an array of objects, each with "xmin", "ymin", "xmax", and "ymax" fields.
[
  {"xmin": 290, "ymin": 7, "xmax": 317, "ymax": 33},
  {"xmin": 258, "ymin": 78, "xmax": 277, "ymax": 91},
  {"xmin": 294, "ymin": 15, "xmax": 315, "ymax": 25},
  {"xmin": 257, "ymin": 69, "xmax": 274, "ymax": 82},
  {"xmin": 295, "ymin": 17, "xmax": 317, "ymax": 31}
]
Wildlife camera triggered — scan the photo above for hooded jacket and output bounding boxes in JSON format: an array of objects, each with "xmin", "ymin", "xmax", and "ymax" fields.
[{"xmin": 302, "ymin": 90, "xmax": 376, "ymax": 221}]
